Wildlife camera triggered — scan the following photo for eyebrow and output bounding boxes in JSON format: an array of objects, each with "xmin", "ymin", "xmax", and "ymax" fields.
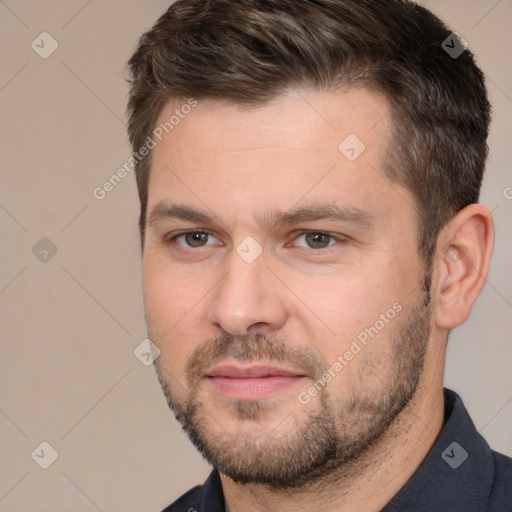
[{"xmin": 147, "ymin": 201, "xmax": 374, "ymax": 232}]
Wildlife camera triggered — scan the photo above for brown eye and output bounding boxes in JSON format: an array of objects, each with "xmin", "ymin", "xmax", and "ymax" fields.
[
  {"xmin": 292, "ymin": 232, "xmax": 341, "ymax": 250},
  {"xmin": 171, "ymin": 231, "xmax": 214, "ymax": 248},
  {"xmin": 184, "ymin": 232, "xmax": 209, "ymax": 247},
  {"xmin": 304, "ymin": 232, "xmax": 332, "ymax": 249}
]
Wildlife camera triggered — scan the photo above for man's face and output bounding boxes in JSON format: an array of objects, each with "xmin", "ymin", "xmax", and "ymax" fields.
[{"xmin": 143, "ymin": 88, "xmax": 433, "ymax": 488}]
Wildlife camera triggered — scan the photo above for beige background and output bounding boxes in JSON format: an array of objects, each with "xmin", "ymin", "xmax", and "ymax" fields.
[{"xmin": 0, "ymin": 1, "xmax": 511, "ymax": 510}]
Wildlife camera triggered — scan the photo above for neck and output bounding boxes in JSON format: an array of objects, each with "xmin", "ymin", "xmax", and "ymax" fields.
[{"xmin": 221, "ymin": 350, "xmax": 445, "ymax": 512}]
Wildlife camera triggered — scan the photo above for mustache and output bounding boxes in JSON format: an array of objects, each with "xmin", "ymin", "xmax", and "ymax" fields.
[{"xmin": 185, "ymin": 332, "xmax": 327, "ymax": 384}]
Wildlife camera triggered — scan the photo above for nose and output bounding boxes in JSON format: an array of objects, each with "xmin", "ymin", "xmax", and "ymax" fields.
[{"xmin": 207, "ymin": 249, "xmax": 288, "ymax": 336}]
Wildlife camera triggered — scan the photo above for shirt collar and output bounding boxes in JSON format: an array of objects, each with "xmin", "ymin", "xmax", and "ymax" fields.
[
  {"xmin": 198, "ymin": 467, "xmax": 225, "ymax": 512},
  {"xmin": 381, "ymin": 387, "xmax": 494, "ymax": 511},
  {"xmin": 197, "ymin": 388, "xmax": 495, "ymax": 512}
]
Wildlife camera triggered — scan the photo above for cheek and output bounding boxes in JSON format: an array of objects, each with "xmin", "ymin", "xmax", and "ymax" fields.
[
  {"xmin": 142, "ymin": 255, "xmax": 201, "ymax": 365},
  {"xmin": 143, "ymin": 250, "xmax": 196, "ymax": 322},
  {"xmin": 299, "ymin": 260, "xmax": 410, "ymax": 361}
]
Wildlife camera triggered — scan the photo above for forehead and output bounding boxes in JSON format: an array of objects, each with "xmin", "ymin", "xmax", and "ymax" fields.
[
  {"xmin": 146, "ymin": 87, "xmax": 413, "ymax": 232},
  {"xmin": 154, "ymin": 87, "xmax": 390, "ymax": 155}
]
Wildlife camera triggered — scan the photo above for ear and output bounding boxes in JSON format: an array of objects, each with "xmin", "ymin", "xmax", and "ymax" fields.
[{"xmin": 433, "ymin": 204, "xmax": 495, "ymax": 330}]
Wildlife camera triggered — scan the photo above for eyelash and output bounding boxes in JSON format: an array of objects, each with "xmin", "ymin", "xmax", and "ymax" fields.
[{"xmin": 165, "ymin": 230, "xmax": 347, "ymax": 252}]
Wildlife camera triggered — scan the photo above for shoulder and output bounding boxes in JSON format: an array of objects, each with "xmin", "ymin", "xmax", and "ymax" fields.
[
  {"xmin": 160, "ymin": 484, "xmax": 203, "ymax": 512},
  {"xmin": 488, "ymin": 449, "xmax": 512, "ymax": 511}
]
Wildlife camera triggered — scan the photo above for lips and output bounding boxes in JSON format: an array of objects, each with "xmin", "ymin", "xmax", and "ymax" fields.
[
  {"xmin": 207, "ymin": 364, "xmax": 305, "ymax": 379},
  {"xmin": 205, "ymin": 363, "xmax": 307, "ymax": 400}
]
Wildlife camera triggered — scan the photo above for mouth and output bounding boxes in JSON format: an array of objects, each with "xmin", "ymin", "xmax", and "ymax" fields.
[{"xmin": 205, "ymin": 362, "xmax": 308, "ymax": 400}]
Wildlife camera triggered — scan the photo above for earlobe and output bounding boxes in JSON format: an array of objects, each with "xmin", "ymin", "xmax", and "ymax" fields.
[{"xmin": 434, "ymin": 204, "xmax": 494, "ymax": 330}]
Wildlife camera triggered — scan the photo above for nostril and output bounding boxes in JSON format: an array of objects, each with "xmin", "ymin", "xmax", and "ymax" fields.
[{"xmin": 247, "ymin": 321, "xmax": 269, "ymax": 332}]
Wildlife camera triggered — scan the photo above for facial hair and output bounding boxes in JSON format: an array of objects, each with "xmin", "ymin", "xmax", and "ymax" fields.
[{"xmin": 153, "ymin": 280, "xmax": 432, "ymax": 490}]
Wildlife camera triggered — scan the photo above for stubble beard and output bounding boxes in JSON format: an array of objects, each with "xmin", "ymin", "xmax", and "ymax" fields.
[{"xmin": 153, "ymin": 279, "xmax": 432, "ymax": 490}]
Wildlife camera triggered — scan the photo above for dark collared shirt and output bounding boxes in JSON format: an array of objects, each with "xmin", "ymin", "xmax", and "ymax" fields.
[{"xmin": 162, "ymin": 388, "xmax": 512, "ymax": 512}]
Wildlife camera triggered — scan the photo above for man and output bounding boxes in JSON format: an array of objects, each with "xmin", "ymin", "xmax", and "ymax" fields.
[{"xmin": 126, "ymin": 0, "xmax": 512, "ymax": 510}]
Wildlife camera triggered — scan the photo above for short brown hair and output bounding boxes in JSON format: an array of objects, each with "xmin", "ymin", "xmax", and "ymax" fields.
[{"xmin": 127, "ymin": 0, "xmax": 491, "ymax": 262}]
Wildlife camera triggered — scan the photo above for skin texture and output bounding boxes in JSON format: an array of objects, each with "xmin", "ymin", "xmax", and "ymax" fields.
[{"xmin": 142, "ymin": 88, "xmax": 494, "ymax": 511}]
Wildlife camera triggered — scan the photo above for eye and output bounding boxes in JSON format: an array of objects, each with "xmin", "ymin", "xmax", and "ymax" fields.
[
  {"xmin": 291, "ymin": 231, "xmax": 345, "ymax": 250},
  {"xmin": 166, "ymin": 230, "xmax": 346, "ymax": 252},
  {"xmin": 168, "ymin": 230, "xmax": 219, "ymax": 248}
]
